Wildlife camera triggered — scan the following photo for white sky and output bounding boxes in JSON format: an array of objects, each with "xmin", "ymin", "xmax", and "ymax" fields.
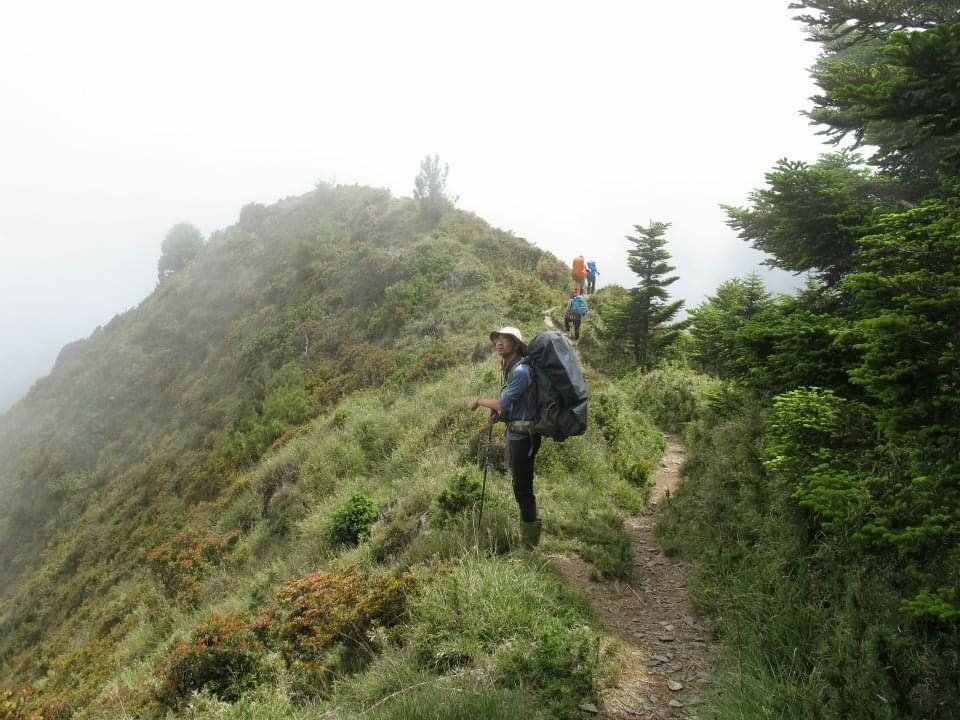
[{"xmin": 0, "ymin": 0, "xmax": 827, "ymax": 412}]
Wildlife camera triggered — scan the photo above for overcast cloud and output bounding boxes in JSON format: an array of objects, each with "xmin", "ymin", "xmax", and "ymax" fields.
[{"xmin": 0, "ymin": 0, "xmax": 827, "ymax": 413}]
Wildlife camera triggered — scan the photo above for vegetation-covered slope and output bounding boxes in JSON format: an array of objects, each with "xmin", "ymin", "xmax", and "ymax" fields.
[
  {"xmin": 649, "ymin": 5, "xmax": 960, "ymax": 718},
  {"xmin": 0, "ymin": 184, "xmax": 664, "ymax": 718}
]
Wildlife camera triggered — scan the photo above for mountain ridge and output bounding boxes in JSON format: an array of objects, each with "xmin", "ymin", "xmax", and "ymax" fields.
[{"xmin": 0, "ymin": 182, "xmax": 662, "ymax": 719}]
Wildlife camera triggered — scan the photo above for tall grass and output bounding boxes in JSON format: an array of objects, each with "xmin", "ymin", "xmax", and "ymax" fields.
[{"xmin": 55, "ymin": 358, "xmax": 662, "ymax": 719}]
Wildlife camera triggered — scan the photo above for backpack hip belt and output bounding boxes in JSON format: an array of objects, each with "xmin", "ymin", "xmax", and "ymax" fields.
[{"xmin": 507, "ymin": 420, "xmax": 536, "ymax": 434}]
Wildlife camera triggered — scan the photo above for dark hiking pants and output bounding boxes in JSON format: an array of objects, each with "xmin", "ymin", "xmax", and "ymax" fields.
[
  {"xmin": 564, "ymin": 315, "xmax": 582, "ymax": 339},
  {"xmin": 508, "ymin": 433, "xmax": 542, "ymax": 522}
]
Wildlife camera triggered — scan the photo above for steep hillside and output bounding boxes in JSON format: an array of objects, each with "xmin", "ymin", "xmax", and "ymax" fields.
[{"xmin": 0, "ymin": 185, "xmax": 664, "ymax": 718}]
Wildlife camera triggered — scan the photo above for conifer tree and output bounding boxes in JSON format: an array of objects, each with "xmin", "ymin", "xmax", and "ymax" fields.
[
  {"xmin": 618, "ymin": 221, "xmax": 685, "ymax": 369},
  {"xmin": 688, "ymin": 274, "xmax": 772, "ymax": 378},
  {"xmin": 413, "ymin": 154, "xmax": 453, "ymax": 229}
]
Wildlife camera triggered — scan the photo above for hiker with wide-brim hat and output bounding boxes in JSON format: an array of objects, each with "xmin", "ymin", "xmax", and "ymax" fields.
[{"xmin": 466, "ymin": 326, "xmax": 542, "ymax": 547}]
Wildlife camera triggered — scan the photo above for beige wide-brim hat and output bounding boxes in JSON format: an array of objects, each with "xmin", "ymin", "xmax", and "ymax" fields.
[{"xmin": 490, "ymin": 326, "xmax": 527, "ymax": 355}]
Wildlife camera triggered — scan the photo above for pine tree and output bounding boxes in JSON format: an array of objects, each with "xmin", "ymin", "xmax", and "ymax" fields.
[
  {"xmin": 619, "ymin": 221, "xmax": 685, "ymax": 369},
  {"xmin": 413, "ymin": 154, "xmax": 453, "ymax": 229}
]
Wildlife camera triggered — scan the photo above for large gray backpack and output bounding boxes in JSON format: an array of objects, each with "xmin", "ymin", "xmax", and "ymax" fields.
[{"xmin": 526, "ymin": 331, "xmax": 589, "ymax": 441}]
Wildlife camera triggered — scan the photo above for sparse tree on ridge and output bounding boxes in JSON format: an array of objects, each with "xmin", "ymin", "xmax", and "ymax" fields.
[
  {"xmin": 617, "ymin": 221, "xmax": 685, "ymax": 369},
  {"xmin": 158, "ymin": 223, "xmax": 204, "ymax": 283},
  {"xmin": 413, "ymin": 154, "xmax": 454, "ymax": 228}
]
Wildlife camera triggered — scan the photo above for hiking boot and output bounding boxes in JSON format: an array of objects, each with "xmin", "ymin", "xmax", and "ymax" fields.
[{"xmin": 520, "ymin": 519, "xmax": 542, "ymax": 549}]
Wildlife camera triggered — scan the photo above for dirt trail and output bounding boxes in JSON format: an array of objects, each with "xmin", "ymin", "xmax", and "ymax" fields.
[{"xmin": 552, "ymin": 435, "xmax": 713, "ymax": 719}]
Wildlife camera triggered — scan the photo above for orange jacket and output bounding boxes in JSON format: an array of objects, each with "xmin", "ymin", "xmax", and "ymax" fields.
[{"xmin": 571, "ymin": 256, "xmax": 587, "ymax": 280}]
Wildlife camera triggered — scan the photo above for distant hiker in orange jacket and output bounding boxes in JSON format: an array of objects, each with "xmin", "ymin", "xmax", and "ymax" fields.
[{"xmin": 571, "ymin": 255, "xmax": 587, "ymax": 292}]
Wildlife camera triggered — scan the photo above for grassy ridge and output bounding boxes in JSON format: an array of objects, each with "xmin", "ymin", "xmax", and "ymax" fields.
[
  {"xmin": 47, "ymin": 363, "xmax": 662, "ymax": 718},
  {"xmin": 0, "ymin": 184, "xmax": 562, "ymax": 680},
  {"xmin": 0, "ymin": 183, "xmax": 666, "ymax": 717}
]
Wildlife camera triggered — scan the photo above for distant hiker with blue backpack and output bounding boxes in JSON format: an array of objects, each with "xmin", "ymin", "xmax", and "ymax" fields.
[
  {"xmin": 586, "ymin": 260, "xmax": 599, "ymax": 294},
  {"xmin": 564, "ymin": 289, "xmax": 588, "ymax": 340},
  {"xmin": 466, "ymin": 325, "xmax": 590, "ymax": 549},
  {"xmin": 466, "ymin": 326, "xmax": 542, "ymax": 547}
]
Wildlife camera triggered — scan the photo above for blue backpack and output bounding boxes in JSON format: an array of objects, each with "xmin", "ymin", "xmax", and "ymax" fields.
[{"xmin": 571, "ymin": 295, "xmax": 588, "ymax": 317}]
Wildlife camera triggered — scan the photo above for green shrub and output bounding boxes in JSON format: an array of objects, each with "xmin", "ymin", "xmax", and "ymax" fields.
[
  {"xmin": 765, "ymin": 387, "xmax": 873, "ymax": 530},
  {"xmin": 216, "ymin": 364, "xmax": 317, "ymax": 469},
  {"xmin": 504, "ymin": 274, "xmax": 559, "ymax": 323},
  {"xmin": 611, "ymin": 480, "xmax": 646, "ymax": 514},
  {"xmin": 433, "ymin": 468, "xmax": 483, "ymax": 526},
  {"xmin": 620, "ymin": 365, "xmax": 719, "ymax": 433},
  {"xmin": 654, "ymin": 381, "xmax": 960, "ymax": 719},
  {"xmin": 328, "ymin": 493, "xmax": 380, "ymax": 546}
]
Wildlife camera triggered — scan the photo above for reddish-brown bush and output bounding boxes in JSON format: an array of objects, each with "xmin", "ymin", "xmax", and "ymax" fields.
[
  {"xmin": 146, "ymin": 528, "xmax": 238, "ymax": 603},
  {"xmin": 273, "ymin": 566, "xmax": 413, "ymax": 660},
  {"xmin": 156, "ymin": 613, "xmax": 263, "ymax": 707},
  {"xmin": 0, "ymin": 688, "xmax": 43, "ymax": 720}
]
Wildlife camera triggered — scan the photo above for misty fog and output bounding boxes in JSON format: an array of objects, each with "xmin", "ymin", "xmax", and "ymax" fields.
[{"xmin": 0, "ymin": 0, "xmax": 823, "ymax": 413}]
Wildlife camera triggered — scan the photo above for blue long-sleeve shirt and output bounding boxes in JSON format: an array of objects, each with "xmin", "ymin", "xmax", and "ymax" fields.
[{"xmin": 499, "ymin": 361, "xmax": 535, "ymax": 440}]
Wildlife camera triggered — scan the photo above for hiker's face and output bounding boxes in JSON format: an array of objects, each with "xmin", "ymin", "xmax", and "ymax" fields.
[{"xmin": 494, "ymin": 336, "xmax": 516, "ymax": 357}]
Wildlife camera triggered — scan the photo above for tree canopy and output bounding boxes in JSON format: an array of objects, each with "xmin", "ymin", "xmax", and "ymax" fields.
[
  {"xmin": 723, "ymin": 152, "xmax": 896, "ymax": 285},
  {"xmin": 158, "ymin": 222, "xmax": 204, "ymax": 282}
]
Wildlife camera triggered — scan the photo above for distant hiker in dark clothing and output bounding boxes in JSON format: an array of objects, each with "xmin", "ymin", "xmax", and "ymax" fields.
[
  {"xmin": 564, "ymin": 289, "xmax": 587, "ymax": 340},
  {"xmin": 571, "ymin": 255, "xmax": 587, "ymax": 292},
  {"xmin": 586, "ymin": 260, "xmax": 599, "ymax": 294},
  {"xmin": 465, "ymin": 326, "xmax": 542, "ymax": 548}
]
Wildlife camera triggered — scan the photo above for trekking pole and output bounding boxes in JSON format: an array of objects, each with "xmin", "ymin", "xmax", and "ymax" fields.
[{"xmin": 477, "ymin": 422, "xmax": 494, "ymax": 526}]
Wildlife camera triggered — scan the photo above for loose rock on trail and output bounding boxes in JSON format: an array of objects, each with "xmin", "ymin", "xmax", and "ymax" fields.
[{"xmin": 552, "ymin": 435, "xmax": 714, "ymax": 719}]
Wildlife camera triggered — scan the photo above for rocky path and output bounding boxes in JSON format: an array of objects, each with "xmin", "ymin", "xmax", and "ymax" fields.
[{"xmin": 552, "ymin": 435, "xmax": 714, "ymax": 719}]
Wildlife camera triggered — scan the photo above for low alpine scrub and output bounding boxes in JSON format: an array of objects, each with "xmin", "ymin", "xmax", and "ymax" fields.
[
  {"xmin": 146, "ymin": 528, "xmax": 238, "ymax": 604},
  {"xmin": 157, "ymin": 613, "xmax": 266, "ymax": 708},
  {"xmin": 619, "ymin": 364, "xmax": 720, "ymax": 433},
  {"xmin": 270, "ymin": 566, "xmax": 413, "ymax": 664}
]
